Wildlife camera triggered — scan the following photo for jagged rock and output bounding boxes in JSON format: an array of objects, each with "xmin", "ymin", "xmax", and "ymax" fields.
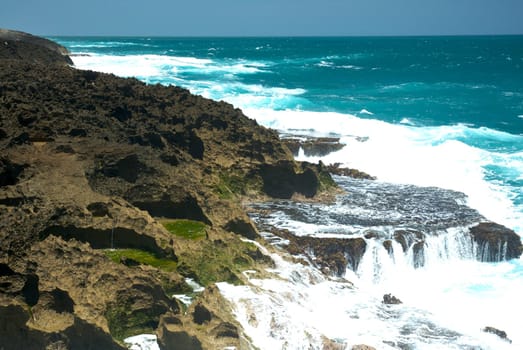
[
  {"xmin": 326, "ymin": 162, "xmax": 376, "ymax": 180},
  {"xmin": 223, "ymin": 217, "xmax": 259, "ymax": 240},
  {"xmin": 86, "ymin": 202, "xmax": 110, "ymax": 217},
  {"xmin": 96, "ymin": 154, "xmax": 150, "ymax": 183},
  {"xmin": 383, "ymin": 240, "xmax": 393, "ymax": 255},
  {"xmin": 393, "ymin": 229, "xmax": 425, "ymax": 252},
  {"xmin": 192, "ymin": 303, "xmax": 212, "ymax": 325},
  {"xmin": 0, "ymin": 28, "xmax": 73, "ymax": 65},
  {"xmin": 157, "ymin": 314, "xmax": 203, "ymax": 350},
  {"xmin": 482, "ymin": 326, "xmax": 512, "ymax": 343},
  {"xmin": 470, "ymin": 222, "xmax": 522, "ymax": 262},
  {"xmin": 55, "ymin": 145, "xmax": 75, "ymax": 154},
  {"xmin": 351, "ymin": 345, "xmax": 376, "ymax": 350},
  {"xmin": 259, "ymin": 160, "xmax": 326, "ymax": 199},
  {"xmin": 0, "ymin": 31, "xmax": 337, "ymax": 347},
  {"xmin": 321, "ymin": 336, "xmax": 347, "ymax": 350},
  {"xmin": 125, "ymin": 185, "xmax": 212, "ymax": 224},
  {"xmin": 275, "ymin": 229, "xmax": 366, "ymax": 275},
  {"xmin": 383, "ymin": 293, "xmax": 402, "ymax": 305},
  {"xmin": 212, "ymin": 322, "xmax": 239, "ymax": 339},
  {"xmin": 0, "ymin": 302, "xmax": 126, "ymax": 350},
  {"xmin": 0, "ymin": 158, "xmax": 27, "ymax": 187},
  {"xmin": 282, "ymin": 136, "xmax": 345, "ymax": 157},
  {"xmin": 68, "ymin": 128, "xmax": 87, "ymax": 137}
]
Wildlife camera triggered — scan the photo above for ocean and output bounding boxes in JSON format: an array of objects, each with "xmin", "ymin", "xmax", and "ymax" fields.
[{"xmin": 53, "ymin": 36, "xmax": 523, "ymax": 349}]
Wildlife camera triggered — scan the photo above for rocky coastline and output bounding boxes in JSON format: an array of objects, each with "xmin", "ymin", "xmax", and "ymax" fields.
[
  {"xmin": 1, "ymin": 30, "xmax": 521, "ymax": 350},
  {"xmin": 0, "ymin": 29, "xmax": 335, "ymax": 349}
]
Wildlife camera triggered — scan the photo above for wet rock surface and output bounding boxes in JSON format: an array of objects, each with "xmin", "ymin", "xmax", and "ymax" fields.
[
  {"xmin": 383, "ymin": 293, "xmax": 402, "ymax": 305},
  {"xmin": 470, "ymin": 222, "xmax": 523, "ymax": 262},
  {"xmin": 248, "ymin": 176, "xmax": 522, "ymax": 277},
  {"xmin": 282, "ymin": 135, "xmax": 345, "ymax": 157},
  {"xmin": 482, "ymin": 326, "xmax": 512, "ymax": 343}
]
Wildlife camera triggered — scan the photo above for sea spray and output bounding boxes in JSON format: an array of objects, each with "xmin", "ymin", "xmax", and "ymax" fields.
[{"xmin": 58, "ymin": 36, "xmax": 523, "ymax": 350}]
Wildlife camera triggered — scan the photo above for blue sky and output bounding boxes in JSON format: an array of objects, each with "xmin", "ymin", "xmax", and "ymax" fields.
[{"xmin": 2, "ymin": 0, "xmax": 523, "ymax": 36}]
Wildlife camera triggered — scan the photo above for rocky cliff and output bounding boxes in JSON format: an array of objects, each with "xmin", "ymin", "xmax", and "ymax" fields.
[{"xmin": 0, "ymin": 29, "xmax": 334, "ymax": 349}]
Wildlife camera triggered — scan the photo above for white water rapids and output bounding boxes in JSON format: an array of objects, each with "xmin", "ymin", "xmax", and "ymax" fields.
[{"xmin": 217, "ymin": 177, "xmax": 523, "ymax": 350}]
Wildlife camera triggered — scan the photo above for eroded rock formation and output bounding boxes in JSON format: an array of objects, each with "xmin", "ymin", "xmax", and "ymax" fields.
[{"xmin": 0, "ymin": 29, "xmax": 335, "ymax": 348}]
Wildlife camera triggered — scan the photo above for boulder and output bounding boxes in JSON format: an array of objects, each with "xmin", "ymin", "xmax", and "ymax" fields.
[
  {"xmin": 470, "ymin": 223, "xmax": 522, "ymax": 262},
  {"xmin": 282, "ymin": 136, "xmax": 345, "ymax": 157},
  {"xmin": 325, "ymin": 162, "xmax": 376, "ymax": 180},
  {"xmin": 482, "ymin": 326, "xmax": 512, "ymax": 343},
  {"xmin": 383, "ymin": 293, "xmax": 402, "ymax": 305}
]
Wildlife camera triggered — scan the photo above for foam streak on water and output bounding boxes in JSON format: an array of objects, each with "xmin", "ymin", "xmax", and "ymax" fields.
[{"xmin": 59, "ymin": 37, "xmax": 523, "ymax": 350}]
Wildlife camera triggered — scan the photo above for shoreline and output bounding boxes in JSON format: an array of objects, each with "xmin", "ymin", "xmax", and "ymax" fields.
[{"xmin": 1, "ymin": 30, "xmax": 522, "ymax": 350}]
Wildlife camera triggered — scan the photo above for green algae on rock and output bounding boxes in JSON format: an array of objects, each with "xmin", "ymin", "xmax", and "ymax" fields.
[{"xmin": 0, "ymin": 29, "xmax": 338, "ymax": 349}]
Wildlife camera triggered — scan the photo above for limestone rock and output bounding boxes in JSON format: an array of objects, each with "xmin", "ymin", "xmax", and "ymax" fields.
[
  {"xmin": 223, "ymin": 217, "xmax": 259, "ymax": 240},
  {"xmin": 0, "ymin": 31, "xmax": 336, "ymax": 347},
  {"xmin": 351, "ymin": 345, "xmax": 376, "ymax": 350},
  {"xmin": 157, "ymin": 314, "xmax": 203, "ymax": 350}
]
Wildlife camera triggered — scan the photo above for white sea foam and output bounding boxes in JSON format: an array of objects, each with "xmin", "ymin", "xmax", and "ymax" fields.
[
  {"xmin": 243, "ymin": 108, "xmax": 523, "ymax": 234},
  {"xmin": 400, "ymin": 117, "xmax": 414, "ymax": 125},
  {"xmin": 68, "ymin": 50, "xmax": 523, "ymax": 349},
  {"xmin": 124, "ymin": 334, "xmax": 159, "ymax": 350},
  {"xmin": 71, "ymin": 54, "xmax": 265, "ymax": 81},
  {"xmin": 218, "ymin": 237, "xmax": 522, "ymax": 350}
]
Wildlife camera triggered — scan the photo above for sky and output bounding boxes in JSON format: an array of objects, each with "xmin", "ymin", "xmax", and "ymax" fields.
[{"xmin": 2, "ymin": 0, "xmax": 523, "ymax": 36}]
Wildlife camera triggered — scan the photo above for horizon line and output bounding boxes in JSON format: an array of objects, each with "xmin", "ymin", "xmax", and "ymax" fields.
[{"xmin": 46, "ymin": 33, "xmax": 523, "ymax": 39}]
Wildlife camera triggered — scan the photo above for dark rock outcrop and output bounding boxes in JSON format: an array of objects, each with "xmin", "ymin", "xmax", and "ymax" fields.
[
  {"xmin": 259, "ymin": 160, "xmax": 331, "ymax": 199},
  {"xmin": 0, "ymin": 28, "xmax": 73, "ymax": 65},
  {"xmin": 482, "ymin": 326, "xmax": 512, "ymax": 343},
  {"xmin": 212, "ymin": 322, "xmax": 239, "ymax": 339},
  {"xmin": 192, "ymin": 303, "xmax": 212, "ymax": 325},
  {"xmin": 282, "ymin": 136, "xmax": 345, "ymax": 157},
  {"xmin": 274, "ymin": 229, "xmax": 366, "ymax": 276},
  {"xmin": 325, "ymin": 162, "xmax": 376, "ymax": 180},
  {"xmin": 470, "ymin": 222, "xmax": 522, "ymax": 262},
  {"xmin": 224, "ymin": 217, "xmax": 259, "ymax": 240},
  {"xmin": 0, "ymin": 157, "xmax": 27, "ymax": 187},
  {"xmin": 383, "ymin": 293, "xmax": 402, "ymax": 305}
]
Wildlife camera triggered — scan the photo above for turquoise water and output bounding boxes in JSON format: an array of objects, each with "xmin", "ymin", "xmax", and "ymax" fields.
[
  {"xmin": 54, "ymin": 35, "xmax": 523, "ymax": 229},
  {"xmin": 53, "ymin": 36, "xmax": 523, "ymax": 349},
  {"xmin": 55, "ymin": 36, "xmax": 523, "ymax": 134}
]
